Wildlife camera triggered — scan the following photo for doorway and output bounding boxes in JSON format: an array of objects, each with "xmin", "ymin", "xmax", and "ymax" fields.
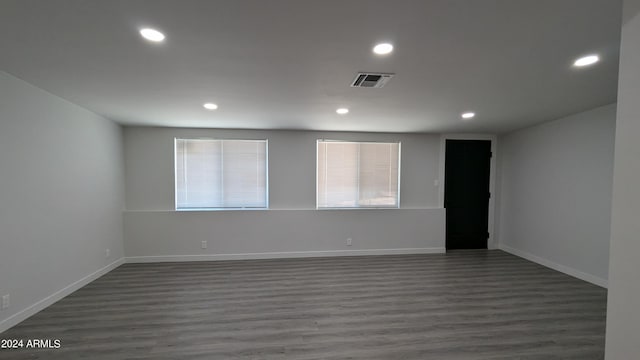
[{"xmin": 444, "ymin": 139, "xmax": 492, "ymax": 249}]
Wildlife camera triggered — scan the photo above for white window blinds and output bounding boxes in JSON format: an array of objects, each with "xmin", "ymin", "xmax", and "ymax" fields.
[
  {"xmin": 317, "ymin": 140, "xmax": 400, "ymax": 208},
  {"xmin": 175, "ymin": 139, "xmax": 267, "ymax": 209}
]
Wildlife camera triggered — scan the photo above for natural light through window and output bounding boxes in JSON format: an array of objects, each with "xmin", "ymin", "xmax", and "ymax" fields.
[
  {"xmin": 317, "ymin": 140, "xmax": 400, "ymax": 208},
  {"xmin": 175, "ymin": 138, "xmax": 268, "ymax": 210}
]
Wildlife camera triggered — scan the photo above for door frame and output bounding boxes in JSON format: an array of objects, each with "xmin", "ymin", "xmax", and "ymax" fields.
[{"xmin": 438, "ymin": 134, "xmax": 498, "ymax": 249}]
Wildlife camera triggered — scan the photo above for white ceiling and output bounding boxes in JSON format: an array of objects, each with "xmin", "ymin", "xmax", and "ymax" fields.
[{"xmin": 0, "ymin": 0, "xmax": 622, "ymax": 133}]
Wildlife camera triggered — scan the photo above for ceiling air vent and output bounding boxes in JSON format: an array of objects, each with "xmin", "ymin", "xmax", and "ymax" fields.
[{"xmin": 350, "ymin": 72, "xmax": 394, "ymax": 88}]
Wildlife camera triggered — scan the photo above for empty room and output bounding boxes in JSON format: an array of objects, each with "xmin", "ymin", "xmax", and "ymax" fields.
[{"xmin": 1, "ymin": 0, "xmax": 639, "ymax": 359}]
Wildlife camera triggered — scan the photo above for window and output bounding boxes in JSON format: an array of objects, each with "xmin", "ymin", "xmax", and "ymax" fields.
[
  {"xmin": 175, "ymin": 139, "xmax": 267, "ymax": 210},
  {"xmin": 317, "ymin": 140, "xmax": 400, "ymax": 208}
]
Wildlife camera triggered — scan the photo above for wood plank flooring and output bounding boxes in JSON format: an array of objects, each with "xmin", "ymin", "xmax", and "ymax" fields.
[{"xmin": 0, "ymin": 250, "xmax": 607, "ymax": 359}]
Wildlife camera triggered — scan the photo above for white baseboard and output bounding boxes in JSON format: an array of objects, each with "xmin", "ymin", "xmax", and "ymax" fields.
[
  {"xmin": 499, "ymin": 244, "xmax": 608, "ymax": 288},
  {"xmin": 0, "ymin": 258, "xmax": 125, "ymax": 334},
  {"xmin": 125, "ymin": 247, "xmax": 446, "ymax": 263}
]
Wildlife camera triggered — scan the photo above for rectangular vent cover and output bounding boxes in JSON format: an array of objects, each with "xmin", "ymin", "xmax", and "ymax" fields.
[{"xmin": 351, "ymin": 72, "xmax": 394, "ymax": 88}]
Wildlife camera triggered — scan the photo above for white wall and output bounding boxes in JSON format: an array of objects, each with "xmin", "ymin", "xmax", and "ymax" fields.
[
  {"xmin": 605, "ymin": 0, "xmax": 640, "ymax": 357},
  {"xmin": 497, "ymin": 104, "xmax": 616, "ymax": 287},
  {"xmin": 123, "ymin": 127, "xmax": 446, "ymax": 259},
  {"xmin": 0, "ymin": 73, "xmax": 125, "ymax": 332}
]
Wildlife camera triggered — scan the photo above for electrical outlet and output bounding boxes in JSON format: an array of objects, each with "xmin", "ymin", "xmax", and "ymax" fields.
[
  {"xmin": 2, "ymin": 294, "xmax": 9, "ymax": 310},
  {"xmin": 434, "ymin": 179, "xmax": 439, "ymax": 186},
  {"xmin": 105, "ymin": 248, "xmax": 110, "ymax": 258},
  {"xmin": 201, "ymin": 241, "xmax": 207, "ymax": 249},
  {"xmin": 346, "ymin": 238, "xmax": 352, "ymax": 246}
]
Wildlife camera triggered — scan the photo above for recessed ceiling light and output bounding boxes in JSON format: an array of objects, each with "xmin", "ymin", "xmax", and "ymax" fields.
[
  {"xmin": 139, "ymin": 28, "xmax": 165, "ymax": 42},
  {"xmin": 573, "ymin": 54, "xmax": 599, "ymax": 67},
  {"xmin": 461, "ymin": 112, "xmax": 475, "ymax": 119},
  {"xmin": 203, "ymin": 103, "xmax": 218, "ymax": 110},
  {"xmin": 336, "ymin": 108, "xmax": 349, "ymax": 115},
  {"xmin": 373, "ymin": 43, "xmax": 393, "ymax": 55}
]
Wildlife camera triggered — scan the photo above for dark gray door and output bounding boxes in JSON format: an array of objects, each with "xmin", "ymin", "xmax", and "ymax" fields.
[{"xmin": 444, "ymin": 140, "xmax": 491, "ymax": 249}]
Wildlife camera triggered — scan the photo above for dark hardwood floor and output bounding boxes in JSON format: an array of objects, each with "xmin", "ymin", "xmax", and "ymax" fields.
[{"xmin": 0, "ymin": 250, "xmax": 607, "ymax": 359}]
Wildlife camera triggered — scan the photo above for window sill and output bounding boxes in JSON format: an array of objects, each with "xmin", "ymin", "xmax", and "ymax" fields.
[
  {"xmin": 123, "ymin": 207, "xmax": 444, "ymax": 213},
  {"xmin": 316, "ymin": 207, "xmax": 400, "ymax": 210},
  {"xmin": 176, "ymin": 208, "xmax": 268, "ymax": 212}
]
